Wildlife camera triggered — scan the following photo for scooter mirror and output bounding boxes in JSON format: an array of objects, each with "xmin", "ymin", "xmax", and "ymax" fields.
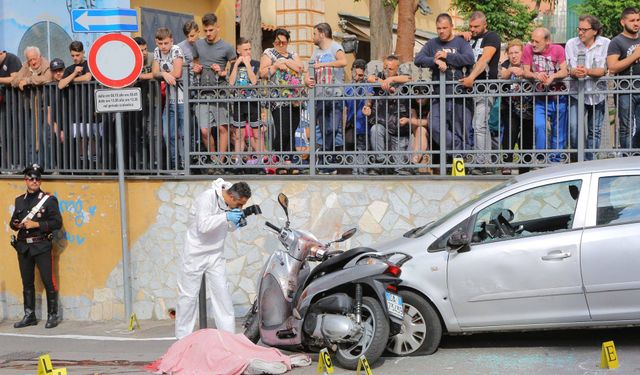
[
  {"xmin": 337, "ymin": 228, "xmax": 357, "ymax": 242},
  {"xmin": 277, "ymin": 193, "xmax": 289, "ymax": 217}
]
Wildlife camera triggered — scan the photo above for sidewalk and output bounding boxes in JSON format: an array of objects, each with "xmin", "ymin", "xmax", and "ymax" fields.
[{"xmin": 0, "ymin": 319, "xmax": 323, "ymax": 375}]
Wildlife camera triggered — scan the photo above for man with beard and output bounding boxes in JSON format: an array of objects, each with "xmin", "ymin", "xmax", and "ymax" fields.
[
  {"xmin": 607, "ymin": 7, "xmax": 640, "ymax": 149},
  {"xmin": 458, "ymin": 11, "xmax": 501, "ymax": 174},
  {"xmin": 414, "ymin": 13, "xmax": 475, "ymax": 152}
]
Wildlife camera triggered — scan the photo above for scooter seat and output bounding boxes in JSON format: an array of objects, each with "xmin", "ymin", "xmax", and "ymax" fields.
[{"xmin": 304, "ymin": 247, "xmax": 376, "ymax": 287}]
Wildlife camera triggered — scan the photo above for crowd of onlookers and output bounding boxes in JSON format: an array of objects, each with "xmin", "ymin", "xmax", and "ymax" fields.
[{"xmin": 1, "ymin": 7, "xmax": 639, "ymax": 175}]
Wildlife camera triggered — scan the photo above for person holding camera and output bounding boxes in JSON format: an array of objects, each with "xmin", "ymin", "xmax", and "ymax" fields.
[
  {"xmin": 10, "ymin": 164, "xmax": 63, "ymax": 329},
  {"xmin": 175, "ymin": 178, "xmax": 256, "ymax": 339}
]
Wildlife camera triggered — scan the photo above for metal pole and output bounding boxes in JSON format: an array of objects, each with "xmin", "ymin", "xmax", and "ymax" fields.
[
  {"xmin": 199, "ymin": 275, "xmax": 207, "ymax": 328},
  {"xmin": 116, "ymin": 112, "xmax": 133, "ymax": 319}
]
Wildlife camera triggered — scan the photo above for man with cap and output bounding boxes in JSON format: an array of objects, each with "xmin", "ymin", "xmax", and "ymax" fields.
[
  {"xmin": 49, "ymin": 58, "xmax": 65, "ymax": 82},
  {"xmin": 10, "ymin": 164, "xmax": 63, "ymax": 329}
]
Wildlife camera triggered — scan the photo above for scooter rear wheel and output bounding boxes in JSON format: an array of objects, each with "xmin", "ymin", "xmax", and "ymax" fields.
[
  {"xmin": 334, "ymin": 296, "xmax": 389, "ymax": 370},
  {"xmin": 243, "ymin": 300, "xmax": 260, "ymax": 344}
]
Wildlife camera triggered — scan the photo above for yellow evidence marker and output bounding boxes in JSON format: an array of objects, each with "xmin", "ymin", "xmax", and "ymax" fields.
[
  {"xmin": 600, "ymin": 340, "xmax": 619, "ymax": 369},
  {"xmin": 316, "ymin": 348, "xmax": 334, "ymax": 374},
  {"xmin": 356, "ymin": 355, "xmax": 373, "ymax": 375},
  {"xmin": 452, "ymin": 157, "xmax": 465, "ymax": 176},
  {"xmin": 128, "ymin": 312, "xmax": 140, "ymax": 331},
  {"xmin": 37, "ymin": 354, "xmax": 67, "ymax": 375}
]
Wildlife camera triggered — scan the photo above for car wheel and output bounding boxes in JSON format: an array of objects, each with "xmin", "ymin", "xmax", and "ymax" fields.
[{"xmin": 386, "ymin": 290, "xmax": 442, "ymax": 356}]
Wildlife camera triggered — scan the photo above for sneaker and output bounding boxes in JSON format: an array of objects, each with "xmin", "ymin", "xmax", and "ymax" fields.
[
  {"xmin": 395, "ymin": 168, "xmax": 412, "ymax": 176},
  {"xmin": 290, "ymin": 354, "xmax": 312, "ymax": 368},
  {"xmin": 244, "ymin": 359, "xmax": 287, "ymax": 375},
  {"xmin": 367, "ymin": 169, "xmax": 380, "ymax": 175},
  {"xmin": 470, "ymin": 168, "xmax": 485, "ymax": 175}
]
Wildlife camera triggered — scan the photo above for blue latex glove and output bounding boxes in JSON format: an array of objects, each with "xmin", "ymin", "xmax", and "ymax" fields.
[{"xmin": 226, "ymin": 209, "xmax": 243, "ymax": 227}]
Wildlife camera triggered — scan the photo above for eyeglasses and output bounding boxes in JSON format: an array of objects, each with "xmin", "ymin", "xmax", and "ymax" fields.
[
  {"xmin": 274, "ymin": 40, "xmax": 288, "ymax": 46},
  {"xmin": 577, "ymin": 27, "xmax": 593, "ymax": 33},
  {"xmin": 25, "ymin": 177, "xmax": 41, "ymax": 182}
]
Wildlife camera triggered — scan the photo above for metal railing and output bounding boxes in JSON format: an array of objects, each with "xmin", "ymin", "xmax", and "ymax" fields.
[{"xmin": 1, "ymin": 70, "xmax": 639, "ymax": 176}]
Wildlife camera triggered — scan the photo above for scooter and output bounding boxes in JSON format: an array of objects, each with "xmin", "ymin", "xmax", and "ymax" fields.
[{"xmin": 243, "ymin": 193, "xmax": 411, "ymax": 369}]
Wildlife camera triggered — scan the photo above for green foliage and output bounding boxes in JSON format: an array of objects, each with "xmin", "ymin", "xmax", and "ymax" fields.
[
  {"xmin": 450, "ymin": 0, "xmax": 538, "ymax": 42},
  {"xmin": 574, "ymin": 0, "xmax": 638, "ymax": 38}
]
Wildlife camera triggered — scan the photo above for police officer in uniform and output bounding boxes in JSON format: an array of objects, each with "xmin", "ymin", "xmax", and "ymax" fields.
[{"xmin": 10, "ymin": 164, "xmax": 63, "ymax": 329}]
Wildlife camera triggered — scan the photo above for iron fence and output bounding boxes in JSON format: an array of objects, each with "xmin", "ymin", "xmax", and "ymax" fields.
[{"xmin": 1, "ymin": 70, "xmax": 639, "ymax": 177}]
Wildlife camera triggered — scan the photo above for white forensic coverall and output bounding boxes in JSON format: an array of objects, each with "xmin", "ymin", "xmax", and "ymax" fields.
[{"xmin": 176, "ymin": 178, "xmax": 237, "ymax": 339}]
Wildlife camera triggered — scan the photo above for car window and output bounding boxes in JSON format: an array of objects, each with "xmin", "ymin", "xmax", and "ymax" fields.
[
  {"xmin": 471, "ymin": 180, "xmax": 582, "ymax": 244},
  {"xmin": 404, "ymin": 179, "xmax": 515, "ymax": 239},
  {"xmin": 596, "ymin": 175, "xmax": 640, "ymax": 226}
]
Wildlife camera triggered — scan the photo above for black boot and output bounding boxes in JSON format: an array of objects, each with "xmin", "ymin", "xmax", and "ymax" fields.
[
  {"xmin": 14, "ymin": 290, "xmax": 37, "ymax": 328},
  {"xmin": 45, "ymin": 291, "xmax": 60, "ymax": 329}
]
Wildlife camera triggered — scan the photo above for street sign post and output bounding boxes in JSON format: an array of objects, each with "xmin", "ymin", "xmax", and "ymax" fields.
[
  {"xmin": 87, "ymin": 33, "xmax": 143, "ymax": 322},
  {"xmin": 71, "ymin": 8, "xmax": 138, "ymax": 33}
]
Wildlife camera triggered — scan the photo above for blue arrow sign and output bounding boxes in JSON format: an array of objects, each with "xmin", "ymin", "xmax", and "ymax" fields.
[{"xmin": 72, "ymin": 9, "xmax": 138, "ymax": 33}]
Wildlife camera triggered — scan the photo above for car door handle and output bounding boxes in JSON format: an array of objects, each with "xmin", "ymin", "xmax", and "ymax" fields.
[{"xmin": 541, "ymin": 251, "xmax": 572, "ymax": 261}]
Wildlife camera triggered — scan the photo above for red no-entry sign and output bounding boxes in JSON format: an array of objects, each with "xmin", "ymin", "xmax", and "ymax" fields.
[{"xmin": 88, "ymin": 33, "xmax": 143, "ymax": 88}]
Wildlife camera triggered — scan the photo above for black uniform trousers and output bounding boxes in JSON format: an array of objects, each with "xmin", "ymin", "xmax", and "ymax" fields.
[{"xmin": 17, "ymin": 249, "xmax": 57, "ymax": 294}]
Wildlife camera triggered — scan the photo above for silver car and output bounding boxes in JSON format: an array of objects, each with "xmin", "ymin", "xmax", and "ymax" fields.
[{"xmin": 382, "ymin": 157, "xmax": 640, "ymax": 356}]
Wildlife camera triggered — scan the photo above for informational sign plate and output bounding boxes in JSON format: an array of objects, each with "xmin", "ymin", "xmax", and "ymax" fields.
[
  {"xmin": 72, "ymin": 8, "xmax": 138, "ymax": 33},
  {"xmin": 95, "ymin": 88, "xmax": 142, "ymax": 113}
]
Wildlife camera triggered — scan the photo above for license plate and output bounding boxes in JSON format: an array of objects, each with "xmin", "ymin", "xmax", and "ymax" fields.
[{"xmin": 385, "ymin": 291, "xmax": 404, "ymax": 319}]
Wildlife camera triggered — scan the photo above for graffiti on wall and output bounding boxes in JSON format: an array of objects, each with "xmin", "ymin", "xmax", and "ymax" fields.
[{"xmin": 54, "ymin": 193, "xmax": 98, "ymax": 247}]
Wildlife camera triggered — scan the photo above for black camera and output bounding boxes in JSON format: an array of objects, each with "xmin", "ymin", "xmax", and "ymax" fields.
[{"xmin": 238, "ymin": 204, "xmax": 262, "ymax": 228}]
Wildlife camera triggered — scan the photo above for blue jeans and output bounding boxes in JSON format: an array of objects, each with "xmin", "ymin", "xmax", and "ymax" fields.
[
  {"xmin": 569, "ymin": 100, "xmax": 604, "ymax": 161},
  {"xmin": 315, "ymin": 100, "xmax": 344, "ymax": 165},
  {"xmin": 163, "ymin": 101, "xmax": 185, "ymax": 169},
  {"xmin": 616, "ymin": 93, "xmax": 640, "ymax": 149},
  {"xmin": 534, "ymin": 95, "xmax": 568, "ymax": 161}
]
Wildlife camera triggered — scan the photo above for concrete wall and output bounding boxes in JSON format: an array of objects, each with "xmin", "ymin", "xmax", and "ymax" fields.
[{"xmin": 0, "ymin": 178, "xmax": 499, "ymax": 322}]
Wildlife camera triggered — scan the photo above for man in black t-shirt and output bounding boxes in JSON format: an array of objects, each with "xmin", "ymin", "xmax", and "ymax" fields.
[
  {"xmin": 607, "ymin": 7, "xmax": 640, "ymax": 149},
  {"xmin": 58, "ymin": 41, "xmax": 92, "ymax": 89},
  {"xmin": 459, "ymin": 11, "xmax": 501, "ymax": 173},
  {"xmin": 0, "ymin": 50, "xmax": 22, "ymax": 86}
]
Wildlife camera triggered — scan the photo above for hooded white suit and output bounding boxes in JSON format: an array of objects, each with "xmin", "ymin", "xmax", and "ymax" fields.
[{"xmin": 175, "ymin": 178, "xmax": 237, "ymax": 339}]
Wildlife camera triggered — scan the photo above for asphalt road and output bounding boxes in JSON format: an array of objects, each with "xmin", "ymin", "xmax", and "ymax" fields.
[{"xmin": 1, "ymin": 320, "xmax": 639, "ymax": 374}]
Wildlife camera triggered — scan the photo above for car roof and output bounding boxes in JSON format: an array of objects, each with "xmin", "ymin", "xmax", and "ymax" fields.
[{"xmin": 512, "ymin": 157, "xmax": 640, "ymax": 185}]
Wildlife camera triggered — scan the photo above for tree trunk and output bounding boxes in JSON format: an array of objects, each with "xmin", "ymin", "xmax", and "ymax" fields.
[
  {"xmin": 394, "ymin": 0, "xmax": 417, "ymax": 63},
  {"xmin": 240, "ymin": 0, "xmax": 262, "ymax": 60},
  {"xmin": 370, "ymin": 0, "xmax": 395, "ymax": 61}
]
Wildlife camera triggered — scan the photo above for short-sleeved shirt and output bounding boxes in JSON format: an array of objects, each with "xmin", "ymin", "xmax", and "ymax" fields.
[
  {"xmin": 263, "ymin": 48, "xmax": 303, "ymax": 107},
  {"xmin": 154, "ymin": 45, "xmax": 185, "ymax": 103},
  {"xmin": 521, "ymin": 43, "xmax": 566, "ymax": 91},
  {"xmin": 607, "ymin": 34, "xmax": 640, "ymax": 76},
  {"xmin": 309, "ymin": 41, "xmax": 345, "ymax": 96},
  {"xmin": 0, "ymin": 51, "xmax": 22, "ymax": 78},
  {"xmin": 193, "ymin": 38, "xmax": 236, "ymax": 85},
  {"xmin": 62, "ymin": 60, "xmax": 91, "ymax": 79},
  {"xmin": 470, "ymin": 31, "xmax": 501, "ymax": 80},
  {"xmin": 177, "ymin": 39, "xmax": 198, "ymax": 85},
  {"xmin": 565, "ymin": 35, "xmax": 610, "ymax": 104}
]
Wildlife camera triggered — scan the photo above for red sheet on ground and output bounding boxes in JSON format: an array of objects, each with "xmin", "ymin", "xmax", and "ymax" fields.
[{"xmin": 145, "ymin": 328, "xmax": 295, "ymax": 375}]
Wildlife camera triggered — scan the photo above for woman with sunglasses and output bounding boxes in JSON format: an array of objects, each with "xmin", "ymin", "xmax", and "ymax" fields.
[
  {"xmin": 259, "ymin": 28, "xmax": 304, "ymax": 174},
  {"xmin": 9, "ymin": 164, "xmax": 63, "ymax": 329}
]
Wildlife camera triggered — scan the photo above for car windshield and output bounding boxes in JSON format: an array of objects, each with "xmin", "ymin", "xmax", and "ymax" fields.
[{"xmin": 404, "ymin": 180, "xmax": 515, "ymax": 238}]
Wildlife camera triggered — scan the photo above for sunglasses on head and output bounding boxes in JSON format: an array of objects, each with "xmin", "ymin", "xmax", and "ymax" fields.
[{"xmin": 25, "ymin": 176, "xmax": 41, "ymax": 182}]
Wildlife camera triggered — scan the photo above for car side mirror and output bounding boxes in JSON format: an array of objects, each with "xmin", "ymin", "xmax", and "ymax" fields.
[{"xmin": 448, "ymin": 230, "xmax": 470, "ymax": 252}]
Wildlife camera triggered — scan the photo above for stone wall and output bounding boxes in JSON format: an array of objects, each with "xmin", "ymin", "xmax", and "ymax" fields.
[{"xmin": 1, "ymin": 179, "xmax": 499, "ymax": 321}]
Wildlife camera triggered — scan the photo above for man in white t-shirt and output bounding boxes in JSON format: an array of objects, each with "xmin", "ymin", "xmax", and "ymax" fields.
[
  {"xmin": 305, "ymin": 23, "xmax": 347, "ymax": 174},
  {"xmin": 152, "ymin": 27, "xmax": 184, "ymax": 170}
]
